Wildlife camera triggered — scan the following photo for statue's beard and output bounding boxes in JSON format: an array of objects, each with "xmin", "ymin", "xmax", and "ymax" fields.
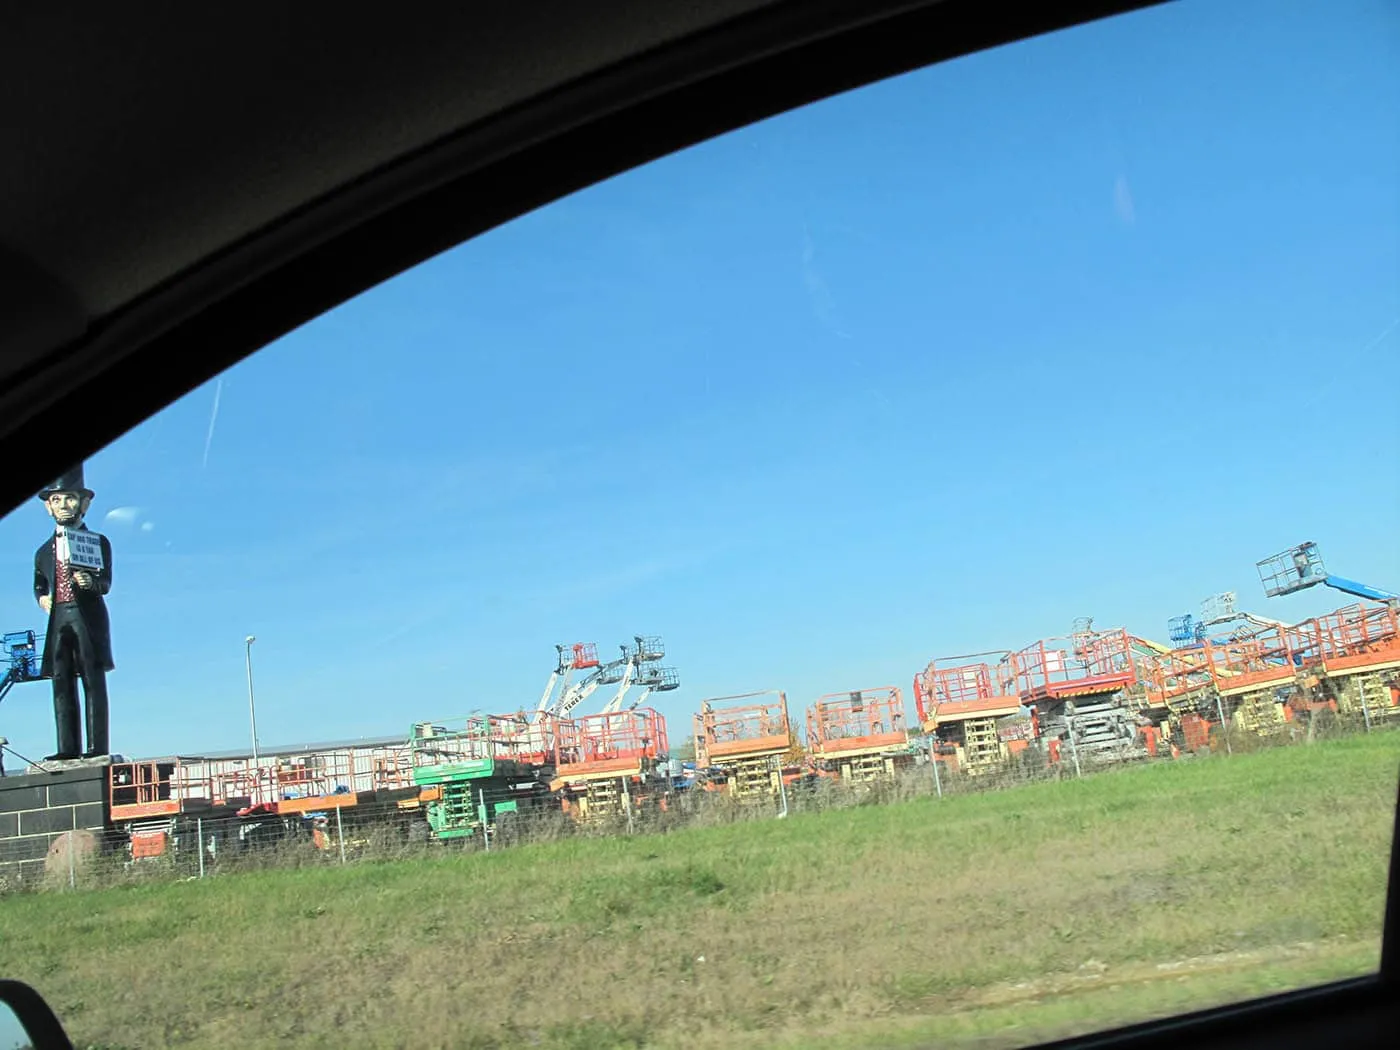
[{"xmin": 54, "ymin": 511, "xmax": 82, "ymax": 526}]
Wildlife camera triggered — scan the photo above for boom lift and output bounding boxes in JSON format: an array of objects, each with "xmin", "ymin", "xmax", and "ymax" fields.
[
  {"xmin": 1257, "ymin": 542, "xmax": 1398, "ymax": 605},
  {"xmin": 549, "ymin": 635, "xmax": 675, "ymax": 719},
  {"xmin": 1169, "ymin": 592, "xmax": 1291, "ymax": 646},
  {"xmin": 0, "ymin": 630, "xmax": 44, "ymax": 708},
  {"xmin": 535, "ymin": 642, "xmax": 601, "ymax": 718}
]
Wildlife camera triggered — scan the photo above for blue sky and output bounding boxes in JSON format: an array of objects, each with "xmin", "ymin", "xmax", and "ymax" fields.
[{"xmin": 1, "ymin": 0, "xmax": 1396, "ymax": 761}]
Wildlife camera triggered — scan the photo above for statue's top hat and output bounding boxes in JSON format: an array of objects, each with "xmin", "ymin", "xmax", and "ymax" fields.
[{"xmin": 37, "ymin": 464, "xmax": 94, "ymax": 502}]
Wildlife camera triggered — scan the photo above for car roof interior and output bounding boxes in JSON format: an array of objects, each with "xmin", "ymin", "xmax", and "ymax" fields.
[{"xmin": 2, "ymin": 1, "xmax": 1395, "ymax": 1046}]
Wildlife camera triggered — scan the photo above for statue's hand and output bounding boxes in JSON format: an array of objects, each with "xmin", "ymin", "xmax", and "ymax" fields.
[{"xmin": 72, "ymin": 570, "xmax": 96, "ymax": 590}]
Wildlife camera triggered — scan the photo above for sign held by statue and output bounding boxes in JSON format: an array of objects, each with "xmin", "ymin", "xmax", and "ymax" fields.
[{"xmin": 65, "ymin": 529, "xmax": 106, "ymax": 572}]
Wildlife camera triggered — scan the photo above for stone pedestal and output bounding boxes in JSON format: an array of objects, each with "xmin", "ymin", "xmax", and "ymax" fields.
[{"xmin": 0, "ymin": 760, "xmax": 112, "ymax": 885}]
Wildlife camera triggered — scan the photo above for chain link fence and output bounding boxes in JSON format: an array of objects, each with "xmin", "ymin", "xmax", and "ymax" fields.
[{"xmin": 2, "ymin": 702, "xmax": 1395, "ymax": 897}]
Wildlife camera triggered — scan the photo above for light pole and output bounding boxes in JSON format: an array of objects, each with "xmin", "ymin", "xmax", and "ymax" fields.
[{"xmin": 244, "ymin": 635, "xmax": 260, "ymax": 764}]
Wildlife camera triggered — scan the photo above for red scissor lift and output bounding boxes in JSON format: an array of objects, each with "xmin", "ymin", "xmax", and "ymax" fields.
[
  {"xmin": 806, "ymin": 686, "xmax": 912, "ymax": 783},
  {"xmin": 693, "ymin": 690, "xmax": 793, "ymax": 802},
  {"xmin": 1013, "ymin": 626, "xmax": 1148, "ymax": 767},
  {"xmin": 109, "ymin": 741, "xmax": 422, "ymax": 861},
  {"xmin": 1289, "ymin": 603, "xmax": 1400, "ymax": 725},
  {"xmin": 550, "ymin": 707, "xmax": 669, "ymax": 822},
  {"xmin": 914, "ymin": 657, "xmax": 1023, "ymax": 776}
]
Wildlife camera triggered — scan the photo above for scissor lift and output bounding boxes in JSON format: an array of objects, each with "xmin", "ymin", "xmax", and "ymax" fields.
[
  {"xmin": 550, "ymin": 708, "xmax": 669, "ymax": 823},
  {"xmin": 1289, "ymin": 604, "xmax": 1400, "ymax": 727},
  {"xmin": 806, "ymin": 687, "xmax": 912, "ymax": 784},
  {"xmin": 693, "ymin": 690, "xmax": 792, "ymax": 802},
  {"xmin": 913, "ymin": 656, "xmax": 1022, "ymax": 776},
  {"xmin": 1013, "ymin": 626, "xmax": 1148, "ymax": 768},
  {"xmin": 410, "ymin": 714, "xmax": 556, "ymax": 845}
]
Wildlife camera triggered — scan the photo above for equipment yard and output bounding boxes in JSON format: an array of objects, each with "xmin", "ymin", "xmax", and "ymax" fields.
[{"xmin": 0, "ymin": 731, "xmax": 1395, "ymax": 1050}]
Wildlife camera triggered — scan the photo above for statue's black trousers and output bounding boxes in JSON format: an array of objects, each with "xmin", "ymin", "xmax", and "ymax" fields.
[{"xmin": 49, "ymin": 602, "xmax": 110, "ymax": 759}]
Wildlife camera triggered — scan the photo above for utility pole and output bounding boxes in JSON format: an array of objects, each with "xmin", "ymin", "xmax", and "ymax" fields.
[{"xmin": 245, "ymin": 635, "xmax": 260, "ymax": 764}]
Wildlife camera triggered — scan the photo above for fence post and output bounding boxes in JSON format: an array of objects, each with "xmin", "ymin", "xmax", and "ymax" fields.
[
  {"xmin": 1359, "ymin": 680, "xmax": 1373, "ymax": 734},
  {"xmin": 479, "ymin": 786, "xmax": 490, "ymax": 851},
  {"xmin": 67, "ymin": 831, "xmax": 75, "ymax": 890},
  {"xmin": 1214, "ymin": 695, "xmax": 1232, "ymax": 755},
  {"xmin": 930, "ymin": 748, "xmax": 943, "ymax": 799},
  {"xmin": 1065, "ymin": 708, "xmax": 1083, "ymax": 779},
  {"xmin": 775, "ymin": 756, "xmax": 790, "ymax": 818},
  {"xmin": 335, "ymin": 806, "xmax": 347, "ymax": 864},
  {"xmin": 197, "ymin": 817, "xmax": 205, "ymax": 879}
]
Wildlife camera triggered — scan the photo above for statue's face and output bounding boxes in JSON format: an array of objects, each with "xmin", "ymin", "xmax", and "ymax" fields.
[{"xmin": 45, "ymin": 491, "xmax": 88, "ymax": 526}]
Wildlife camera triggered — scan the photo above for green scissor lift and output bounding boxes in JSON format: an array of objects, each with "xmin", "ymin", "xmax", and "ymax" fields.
[{"xmin": 409, "ymin": 716, "xmax": 553, "ymax": 845}]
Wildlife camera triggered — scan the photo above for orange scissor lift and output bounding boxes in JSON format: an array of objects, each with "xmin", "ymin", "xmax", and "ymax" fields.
[
  {"xmin": 108, "ymin": 740, "xmax": 423, "ymax": 860},
  {"xmin": 1013, "ymin": 626, "xmax": 1149, "ymax": 768},
  {"xmin": 1150, "ymin": 641, "xmax": 1245, "ymax": 751},
  {"xmin": 913, "ymin": 657, "xmax": 1023, "ymax": 776},
  {"xmin": 693, "ymin": 690, "xmax": 793, "ymax": 802},
  {"xmin": 1211, "ymin": 626, "xmax": 1295, "ymax": 735},
  {"xmin": 805, "ymin": 687, "xmax": 913, "ymax": 784},
  {"xmin": 549, "ymin": 707, "xmax": 669, "ymax": 823},
  {"xmin": 1288, "ymin": 603, "xmax": 1400, "ymax": 726}
]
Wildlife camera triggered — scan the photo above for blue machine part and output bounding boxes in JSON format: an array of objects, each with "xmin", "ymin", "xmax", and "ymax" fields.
[
  {"xmin": 1258, "ymin": 543, "xmax": 1398, "ymax": 603},
  {"xmin": 4, "ymin": 631, "xmax": 42, "ymax": 680},
  {"xmin": 1167, "ymin": 614, "xmax": 1196, "ymax": 644},
  {"xmin": 0, "ymin": 630, "xmax": 44, "ymax": 707}
]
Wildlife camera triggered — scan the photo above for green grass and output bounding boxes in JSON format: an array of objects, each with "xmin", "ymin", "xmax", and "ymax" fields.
[{"xmin": 3, "ymin": 733, "xmax": 1397, "ymax": 1050}]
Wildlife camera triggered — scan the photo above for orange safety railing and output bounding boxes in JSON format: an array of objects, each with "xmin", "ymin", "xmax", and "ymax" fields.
[
  {"xmin": 553, "ymin": 708, "xmax": 669, "ymax": 779},
  {"xmin": 1210, "ymin": 627, "xmax": 1295, "ymax": 697},
  {"xmin": 411, "ymin": 712, "xmax": 556, "ymax": 768},
  {"xmin": 109, "ymin": 759, "xmax": 207, "ymax": 820},
  {"xmin": 1151, "ymin": 643, "xmax": 1230, "ymax": 702},
  {"xmin": 567, "ymin": 642, "xmax": 601, "ymax": 669},
  {"xmin": 1013, "ymin": 628, "xmax": 1138, "ymax": 703},
  {"xmin": 478, "ymin": 712, "xmax": 559, "ymax": 765},
  {"xmin": 110, "ymin": 740, "xmax": 435, "ymax": 823},
  {"xmin": 693, "ymin": 691, "xmax": 791, "ymax": 765},
  {"xmin": 1153, "ymin": 629, "xmax": 1299, "ymax": 702},
  {"xmin": 914, "ymin": 658, "xmax": 1020, "ymax": 725},
  {"xmin": 368, "ymin": 744, "xmax": 417, "ymax": 790},
  {"xmin": 1291, "ymin": 603, "xmax": 1400, "ymax": 673},
  {"xmin": 806, "ymin": 687, "xmax": 908, "ymax": 758}
]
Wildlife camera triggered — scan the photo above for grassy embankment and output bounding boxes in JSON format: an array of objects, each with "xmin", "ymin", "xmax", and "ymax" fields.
[{"xmin": 3, "ymin": 731, "xmax": 1396, "ymax": 1050}]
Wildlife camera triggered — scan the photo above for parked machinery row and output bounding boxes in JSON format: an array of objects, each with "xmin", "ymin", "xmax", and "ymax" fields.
[
  {"xmin": 914, "ymin": 602, "xmax": 1400, "ymax": 779},
  {"xmin": 53, "ymin": 548, "xmax": 1400, "ymax": 861},
  {"xmin": 107, "ymin": 706, "xmax": 672, "ymax": 862}
]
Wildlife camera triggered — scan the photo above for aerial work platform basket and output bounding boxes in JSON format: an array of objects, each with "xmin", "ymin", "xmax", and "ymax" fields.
[
  {"xmin": 806, "ymin": 687, "xmax": 908, "ymax": 759},
  {"xmin": 552, "ymin": 708, "xmax": 668, "ymax": 784},
  {"xmin": 913, "ymin": 658, "xmax": 1021, "ymax": 730},
  {"xmin": 108, "ymin": 742, "xmax": 411, "ymax": 825},
  {"xmin": 1292, "ymin": 603, "xmax": 1400, "ymax": 674},
  {"xmin": 1013, "ymin": 627, "xmax": 1138, "ymax": 704},
  {"xmin": 913, "ymin": 658, "xmax": 1022, "ymax": 774},
  {"xmin": 693, "ymin": 691, "xmax": 792, "ymax": 765},
  {"xmin": 693, "ymin": 691, "xmax": 792, "ymax": 802},
  {"xmin": 1257, "ymin": 543, "xmax": 1327, "ymax": 598}
]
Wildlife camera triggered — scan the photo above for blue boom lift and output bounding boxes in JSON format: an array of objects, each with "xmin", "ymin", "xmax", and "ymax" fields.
[
  {"xmin": 0, "ymin": 630, "xmax": 44, "ymax": 707},
  {"xmin": 1256, "ymin": 542, "xmax": 1398, "ymax": 605}
]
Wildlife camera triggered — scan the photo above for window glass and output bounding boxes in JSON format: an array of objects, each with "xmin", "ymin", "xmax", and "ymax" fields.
[{"xmin": 0, "ymin": 2, "xmax": 1396, "ymax": 1048}]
